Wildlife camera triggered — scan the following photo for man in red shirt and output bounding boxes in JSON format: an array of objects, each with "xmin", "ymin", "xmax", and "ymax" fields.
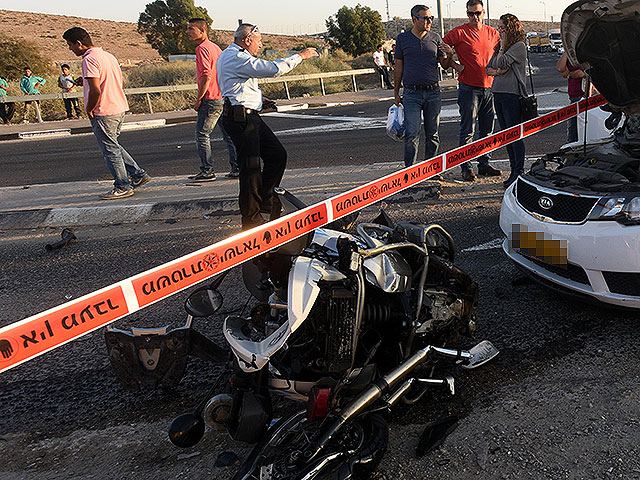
[
  {"xmin": 443, "ymin": 0, "xmax": 502, "ymax": 181},
  {"xmin": 187, "ymin": 18, "xmax": 238, "ymax": 181}
]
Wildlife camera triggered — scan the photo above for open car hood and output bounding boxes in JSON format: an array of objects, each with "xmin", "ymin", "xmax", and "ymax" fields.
[{"xmin": 562, "ymin": 0, "xmax": 640, "ymax": 113}]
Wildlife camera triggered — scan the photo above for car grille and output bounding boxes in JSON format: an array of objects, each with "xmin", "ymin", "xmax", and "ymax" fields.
[
  {"xmin": 603, "ymin": 272, "xmax": 640, "ymax": 297},
  {"xmin": 517, "ymin": 252, "xmax": 590, "ymax": 285},
  {"xmin": 516, "ymin": 179, "xmax": 599, "ymax": 223}
]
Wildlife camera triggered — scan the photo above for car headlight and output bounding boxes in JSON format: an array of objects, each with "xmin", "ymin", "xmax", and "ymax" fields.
[{"xmin": 595, "ymin": 196, "xmax": 640, "ymax": 225}]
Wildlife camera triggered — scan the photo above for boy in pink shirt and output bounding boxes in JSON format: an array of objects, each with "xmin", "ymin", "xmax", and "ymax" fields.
[{"xmin": 63, "ymin": 27, "xmax": 151, "ymax": 200}]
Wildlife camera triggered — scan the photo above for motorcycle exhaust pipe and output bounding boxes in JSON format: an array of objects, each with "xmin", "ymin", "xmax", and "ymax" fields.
[{"xmin": 304, "ymin": 346, "xmax": 472, "ymax": 463}]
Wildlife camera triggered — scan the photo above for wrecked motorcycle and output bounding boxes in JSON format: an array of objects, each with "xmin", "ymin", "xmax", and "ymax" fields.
[{"xmin": 106, "ymin": 188, "xmax": 498, "ymax": 479}]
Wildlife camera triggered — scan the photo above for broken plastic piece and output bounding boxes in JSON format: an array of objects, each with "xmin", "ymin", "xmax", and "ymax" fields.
[
  {"xmin": 416, "ymin": 415, "xmax": 459, "ymax": 457},
  {"xmin": 45, "ymin": 228, "xmax": 76, "ymax": 251}
]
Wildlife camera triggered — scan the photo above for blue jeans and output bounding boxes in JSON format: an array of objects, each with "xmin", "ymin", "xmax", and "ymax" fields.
[
  {"xmin": 494, "ymin": 92, "xmax": 525, "ymax": 178},
  {"xmin": 196, "ymin": 99, "xmax": 238, "ymax": 173},
  {"xmin": 402, "ymin": 88, "xmax": 441, "ymax": 167},
  {"xmin": 457, "ymin": 83, "xmax": 494, "ymax": 171},
  {"xmin": 90, "ymin": 113, "xmax": 146, "ymax": 190},
  {"xmin": 567, "ymin": 96, "xmax": 582, "ymax": 143}
]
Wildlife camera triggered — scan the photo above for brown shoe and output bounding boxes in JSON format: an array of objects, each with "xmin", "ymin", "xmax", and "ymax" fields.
[
  {"xmin": 461, "ymin": 169, "xmax": 477, "ymax": 182},
  {"xmin": 478, "ymin": 164, "xmax": 502, "ymax": 177}
]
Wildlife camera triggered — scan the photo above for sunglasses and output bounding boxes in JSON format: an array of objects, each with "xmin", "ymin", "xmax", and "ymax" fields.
[
  {"xmin": 467, "ymin": 11, "xmax": 483, "ymax": 17},
  {"xmin": 246, "ymin": 25, "xmax": 259, "ymax": 38},
  {"xmin": 414, "ymin": 14, "xmax": 435, "ymax": 22}
]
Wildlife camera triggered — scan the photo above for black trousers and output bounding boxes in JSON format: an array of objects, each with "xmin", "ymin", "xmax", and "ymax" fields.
[
  {"xmin": 376, "ymin": 65, "xmax": 393, "ymax": 88},
  {"xmin": 0, "ymin": 102, "xmax": 15, "ymax": 123},
  {"xmin": 63, "ymin": 97, "xmax": 81, "ymax": 118},
  {"xmin": 221, "ymin": 112, "xmax": 287, "ymax": 230}
]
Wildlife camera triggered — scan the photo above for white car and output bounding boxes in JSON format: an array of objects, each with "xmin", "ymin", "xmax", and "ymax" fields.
[{"xmin": 499, "ymin": 0, "xmax": 640, "ymax": 308}]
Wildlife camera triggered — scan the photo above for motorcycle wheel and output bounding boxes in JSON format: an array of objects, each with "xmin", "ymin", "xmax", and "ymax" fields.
[{"xmin": 232, "ymin": 410, "xmax": 389, "ymax": 480}]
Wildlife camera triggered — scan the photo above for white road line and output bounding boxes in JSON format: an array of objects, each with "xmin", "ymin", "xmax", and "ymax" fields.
[
  {"xmin": 461, "ymin": 237, "xmax": 504, "ymax": 252},
  {"xmin": 264, "ymin": 112, "xmax": 377, "ymax": 122}
]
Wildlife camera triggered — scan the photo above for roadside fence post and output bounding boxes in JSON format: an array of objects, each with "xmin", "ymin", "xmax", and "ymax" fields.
[
  {"xmin": 319, "ymin": 78, "xmax": 326, "ymax": 96},
  {"xmin": 352, "ymin": 74, "xmax": 358, "ymax": 93},
  {"xmin": 33, "ymin": 101, "xmax": 43, "ymax": 123},
  {"xmin": 284, "ymin": 81, "xmax": 291, "ymax": 100},
  {"xmin": 145, "ymin": 93, "xmax": 154, "ymax": 114}
]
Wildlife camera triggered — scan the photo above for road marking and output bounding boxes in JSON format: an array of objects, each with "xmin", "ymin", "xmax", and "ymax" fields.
[
  {"xmin": 265, "ymin": 112, "xmax": 378, "ymax": 122},
  {"xmin": 121, "ymin": 119, "xmax": 166, "ymax": 131},
  {"xmin": 18, "ymin": 129, "xmax": 71, "ymax": 139},
  {"xmin": 461, "ymin": 238, "xmax": 504, "ymax": 252},
  {"xmin": 275, "ymin": 103, "xmax": 309, "ymax": 112}
]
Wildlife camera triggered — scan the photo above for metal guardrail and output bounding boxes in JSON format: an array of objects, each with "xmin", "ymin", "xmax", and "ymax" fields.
[{"xmin": 0, "ymin": 68, "xmax": 378, "ymax": 116}]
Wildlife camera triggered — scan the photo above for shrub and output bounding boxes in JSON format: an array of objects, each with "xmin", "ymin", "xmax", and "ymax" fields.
[{"xmin": 0, "ymin": 33, "xmax": 53, "ymax": 80}]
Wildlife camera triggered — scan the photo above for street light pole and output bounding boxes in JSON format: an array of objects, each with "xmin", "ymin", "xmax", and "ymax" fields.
[
  {"xmin": 539, "ymin": 0, "xmax": 547, "ymax": 30},
  {"xmin": 436, "ymin": 0, "xmax": 445, "ymax": 38},
  {"xmin": 486, "ymin": 0, "xmax": 490, "ymax": 26},
  {"xmin": 447, "ymin": 0, "xmax": 455, "ymax": 33}
]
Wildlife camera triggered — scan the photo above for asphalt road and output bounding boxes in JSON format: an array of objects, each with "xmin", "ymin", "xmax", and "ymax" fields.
[
  {"xmin": 0, "ymin": 53, "xmax": 570, "ymax": 187},
  {"xmin": 1, "ymin": 193, "xmax": 639, "ymax": 479}
]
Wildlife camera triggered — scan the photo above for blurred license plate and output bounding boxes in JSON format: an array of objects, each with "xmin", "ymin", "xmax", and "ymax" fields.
[{"xmin": 509, "ymin": 224, "xmax": 568, "ymax": 265}]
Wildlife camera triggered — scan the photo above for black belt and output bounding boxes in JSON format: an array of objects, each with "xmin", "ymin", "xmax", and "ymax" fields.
[
  {"xmin": 404, "ymin": 83, "xmax": 439, "ymax": 91},
  {"xmin": 223, "ymin": 99, "xmax": 258, "ymax": 119}
]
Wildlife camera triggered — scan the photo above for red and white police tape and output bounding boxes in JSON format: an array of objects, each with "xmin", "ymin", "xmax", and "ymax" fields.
[{"xmin": 0, "ymin": 94, "xmax": 607, "ymax": 373}]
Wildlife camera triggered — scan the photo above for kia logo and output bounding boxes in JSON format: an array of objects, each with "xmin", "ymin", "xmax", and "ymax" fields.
[{"xmin": 538, "ymin": 196, "xmax": 554, "ymax": 210}]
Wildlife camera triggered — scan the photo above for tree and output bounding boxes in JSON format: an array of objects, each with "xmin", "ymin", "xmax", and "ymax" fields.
[
  {"xmin": 0, "ymin": 34, "xmax": 52, "ymax": 80},
  {"xmin": 325, "ymin": 4, "xmax": 386, "ymax": 56},
  {"xmin": 138, "ymin": 0, "xmax": 215, "ymax": 58}
]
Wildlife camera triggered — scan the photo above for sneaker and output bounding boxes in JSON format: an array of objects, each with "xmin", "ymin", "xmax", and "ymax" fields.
[
  {"xmin": 100, "ymin": 188, "xmax": 134, "ymax": 200},
  {"xmin": 477, "ymin": 164, "xmax": 502, "ymax": 177},
  {"xmin": 131, "ymin": 173, "xmax": 151, "ymax": 188},
  {"xmin": 225, "ymin": 170, "xmax": 240, "ymax": 178},
  {"xmin": 188, "ymin": 171, "xmax": 216, "ymax": 181},
  {"xmin": 461, "ymin": 169, "xmax": 477, "ymax": 182}
]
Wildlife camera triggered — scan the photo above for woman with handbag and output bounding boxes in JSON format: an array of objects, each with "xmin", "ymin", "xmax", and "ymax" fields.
[{"xmin": 486, "ymin": 13, "xmax": 527, "ymax": 188}]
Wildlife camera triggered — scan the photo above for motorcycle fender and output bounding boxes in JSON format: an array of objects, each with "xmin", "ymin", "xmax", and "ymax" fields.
[{"xmin": 288, "ymin": 257, "xmax": 346, "ymax": 332}]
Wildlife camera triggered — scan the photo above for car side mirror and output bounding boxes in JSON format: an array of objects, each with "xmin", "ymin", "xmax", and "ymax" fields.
[{"xmin": 185, "ymin": 287, "xmax": 223, "ymax": 317}]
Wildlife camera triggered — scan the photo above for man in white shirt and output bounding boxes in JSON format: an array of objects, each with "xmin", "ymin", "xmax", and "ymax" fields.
[
  {"xmin": 372, "ymin": 44, "xmax": 393, "ymax": 89},
  {"xmin": 217, "ymin": 24, "xmax": 317, "ymax": 229}
]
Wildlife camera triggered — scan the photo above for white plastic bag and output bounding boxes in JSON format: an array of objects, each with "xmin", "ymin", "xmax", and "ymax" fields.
[{"xmin": 386, "ymin": 104, "xmax": 405, "ymax": 141}]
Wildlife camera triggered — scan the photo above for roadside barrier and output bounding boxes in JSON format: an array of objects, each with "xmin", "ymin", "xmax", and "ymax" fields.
[
  {"xmin": 0, "ymin": 94, "xmax": 607, "ymax": 373},
  {"xmin": 0, "ymin": 69, "xmax": 377, "ymax": 114}
]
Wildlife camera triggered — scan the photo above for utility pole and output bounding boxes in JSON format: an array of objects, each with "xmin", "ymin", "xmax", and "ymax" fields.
[
  {"xmin": 386, "ymin": 0, "xmax": 391, "ymax": 22},
  {"xmin": 486, "ymin": 0, "xmax": 490, "ymax": 26},
  {"xmin": 437, "ymin": 0, "xmax": 444, "ymax": 37}
]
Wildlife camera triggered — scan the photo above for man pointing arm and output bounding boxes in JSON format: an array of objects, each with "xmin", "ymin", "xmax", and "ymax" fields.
[{"xmin": 217, "ymin": 24, "xmax": 317, "ymax": 229}]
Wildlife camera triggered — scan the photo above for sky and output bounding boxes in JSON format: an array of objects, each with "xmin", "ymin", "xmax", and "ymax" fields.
[{"xmin": 1, "ymin": 0, "xmax": 575, "ymax": 34}]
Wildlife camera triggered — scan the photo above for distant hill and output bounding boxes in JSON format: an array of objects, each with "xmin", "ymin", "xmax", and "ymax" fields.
[
  {"xmin": 385, "ymin": 16, "xmax": 561, "ymax": 40},
  {"xmin": 0, "ymin": 9, "xmax": 326, "ymax": 65}
]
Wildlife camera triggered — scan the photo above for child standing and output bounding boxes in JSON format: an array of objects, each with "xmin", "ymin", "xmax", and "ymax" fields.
[{"xmin": 58, "ymin": 64, "xmax": 82, "ymax": 119}]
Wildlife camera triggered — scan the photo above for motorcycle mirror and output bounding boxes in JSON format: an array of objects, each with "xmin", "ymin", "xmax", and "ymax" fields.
[
  {"xmin": 168, "ymin": 412, "xmax": 205, "ymax": 448},
  {"xmin": 185, "ymin": 287, "xmax": 223, "ymax": 317}
]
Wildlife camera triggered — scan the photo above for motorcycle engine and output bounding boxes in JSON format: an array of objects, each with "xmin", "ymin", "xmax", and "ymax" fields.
[{"xmin": 416, "ymin": 289, "xmax": 467, "ymax": 335}]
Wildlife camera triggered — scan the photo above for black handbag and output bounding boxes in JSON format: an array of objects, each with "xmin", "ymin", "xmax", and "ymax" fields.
[
  {"xmin": 519, "ymin": 51, "xmax": 538, "ymax": 120},
  {"xmin": 520, "ymin": 95, "xmax": 538, "ymax": 121}
]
